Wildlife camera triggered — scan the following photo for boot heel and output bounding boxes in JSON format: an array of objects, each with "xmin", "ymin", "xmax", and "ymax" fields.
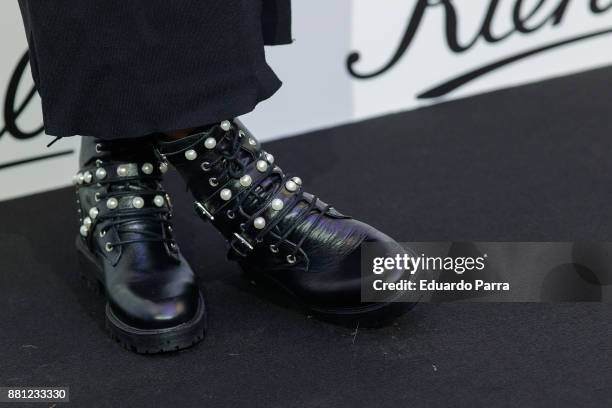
[{"xmin": 76, "ymin": 239, "xmax": 105, "ymax": 295}]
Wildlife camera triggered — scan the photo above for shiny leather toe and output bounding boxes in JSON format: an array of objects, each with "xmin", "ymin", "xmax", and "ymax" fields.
[
  {"xmin": 243, "ymin": 218, "xmax": 410, "ymax": 311},
  {"xmin": 105, "ymin": 251, "xmax": 201, "ymax": 330}
]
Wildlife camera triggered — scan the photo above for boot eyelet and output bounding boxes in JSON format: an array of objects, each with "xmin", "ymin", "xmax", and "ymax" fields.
[
  {"xmin": 95, "ymin": 143, "xmax": 103, "ymax": 153},
  {"xmin": 105, "ymin": 242, "xmax": 113, "ymax": 252},
  {"xmin": 169, "ymin": 242, "xmax": 177, "ymax": 251},
  {"xmin": 159, "ymin": 162, "xmax": 169, "ymax": 174},
  {"xmin": 286, "ymin": 254, "xmax": 297, "ymax": 264},
  {"xmin": 209, "ymin": 177, "xmax": 218, "ymax": 187},
  {"xmin": 226, "ymin": 210, "xmax": 235, "ymax": 219},
  {"xmin": 94, "ymin": 192, "xmax": 101, "ymax": 202},
  {"xmin": 201, "ymin": 161, "xmax": 211, "ymax": 172},
  {"xmin": 239, "ymin": 223, "xmax": 246, "ymax": 231},
  {"xmin": 95, "ymin": 159, "xmax": 103, "ymax": 167},
  {"xmin": 269, "ymin": 244, "xmax": 279, "ymax": 253},
  {"xmin": 99, "ymin": 229, "xmax": 107, "ymax": 237}
]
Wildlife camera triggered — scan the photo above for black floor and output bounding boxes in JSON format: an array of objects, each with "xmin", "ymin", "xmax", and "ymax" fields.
[{"xmin": 3, "ymin": 67, "xmax": 612, "ymax": 407}]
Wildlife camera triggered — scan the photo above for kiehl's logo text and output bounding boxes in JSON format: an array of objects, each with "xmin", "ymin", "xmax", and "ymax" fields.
[
  {"xmin": 347, "ymin": 0, "xmax": 612, "ymax": 97},
  {"xmin": 1, "ymin": 51, "xmax": 41, "ymax": 141}
]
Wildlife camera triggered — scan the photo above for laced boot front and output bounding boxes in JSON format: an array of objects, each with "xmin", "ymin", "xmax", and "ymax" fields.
[
  {"xmin": 74, "ymin": 136, "xmax": 206, "ymax": 353},
  {"xmin": 159, "ymin": 120, "xmax": 418, "ymax": 322}
]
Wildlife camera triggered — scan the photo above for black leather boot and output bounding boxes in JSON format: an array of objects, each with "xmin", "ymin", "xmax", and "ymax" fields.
[
  {"xmin": 74, "ymin": 136, "xmax": 206, "ymax": 353},
  {"xmin": 158, "ymin": 120, "xmax": 417, "ymax": 322}
]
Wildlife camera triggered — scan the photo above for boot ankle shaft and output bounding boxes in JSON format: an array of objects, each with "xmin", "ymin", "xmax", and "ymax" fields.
[{"xmin": 79, "ymin": 136, "xmax": 158, "ymax": 168}]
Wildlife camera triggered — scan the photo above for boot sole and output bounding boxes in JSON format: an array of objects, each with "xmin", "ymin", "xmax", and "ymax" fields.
[
  {"xmin": 76, "ymin": 237, "xmax": 207, "ymax": 354},
  {"xmin": 240, "ymin": 263, "xmax": 421, "ymax": 327}
]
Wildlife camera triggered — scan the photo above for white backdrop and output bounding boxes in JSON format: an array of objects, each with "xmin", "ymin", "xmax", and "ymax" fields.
[{"xmin": 2, "ymin": 0, "xmax": 612, "ymax": 201}]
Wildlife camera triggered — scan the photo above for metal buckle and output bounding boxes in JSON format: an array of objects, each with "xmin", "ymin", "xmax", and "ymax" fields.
[
  {"xmin": 229, "ymin": 232, "xmax": 254, "ymax": 257},
  {"xmin": 194, "ymin": 201, "xmax": 214, "ymax": 221}
]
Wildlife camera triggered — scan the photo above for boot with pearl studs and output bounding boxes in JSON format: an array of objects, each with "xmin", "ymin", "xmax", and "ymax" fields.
[
  {"xmin": 74, "ymin": 136, "xmax": 206, "ymax": 353},
  {"xmin": 158, "ymin": 120, "xmax": 417, "ymax": 323}
]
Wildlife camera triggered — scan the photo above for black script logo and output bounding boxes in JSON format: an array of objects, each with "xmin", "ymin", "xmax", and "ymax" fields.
[
  {"xmin": 1, "ymin": 51, "xmax": 43, "ymax": 140},
  {"xmin": 347, "ymin": 0, "xmax": 612, "ymax": 98}
]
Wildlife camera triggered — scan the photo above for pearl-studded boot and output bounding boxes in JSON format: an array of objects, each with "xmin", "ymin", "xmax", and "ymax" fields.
[
  {"xmin": 74, "ymin": 136, "xmax": 206, "ymax": 353},
  {"xmin": 158, "ymin": 120, "xmax": 417, "ymax": 323}
]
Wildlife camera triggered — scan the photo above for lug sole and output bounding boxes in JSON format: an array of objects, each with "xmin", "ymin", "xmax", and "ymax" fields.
[
  {"xmin": 76, "ymin": 236, "xmax": 207, "ymax": 354},
  {"xmin": 240, "ymin": 263, "xmax": 419, "ymax": 327}
]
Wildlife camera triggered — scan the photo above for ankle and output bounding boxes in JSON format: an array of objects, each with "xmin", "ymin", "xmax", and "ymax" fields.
[
  {"xmin": 162, "ymin": 128, "xmax": 194, "ymax": 140},
  {"xmin": 160, "ymin": 124, "xmax": 216, "ymax": 141}
]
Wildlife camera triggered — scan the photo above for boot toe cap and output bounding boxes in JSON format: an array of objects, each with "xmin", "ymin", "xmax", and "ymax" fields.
[
  {"xmin": 107, "ymin": 280, "xmax": 202, "ymax": 331},
  {"xmin": 282, "ymin": 221, "xmax": 412, "ymax": 311}
]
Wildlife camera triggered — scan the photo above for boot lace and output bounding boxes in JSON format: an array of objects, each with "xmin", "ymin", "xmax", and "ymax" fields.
[
  {"xmin": 199, "ymin": 125, "xmax": 331, "ymax": 261},
  {"xmin": 78, "ymin": 142, "xmax": 176, "ymax": 252}
]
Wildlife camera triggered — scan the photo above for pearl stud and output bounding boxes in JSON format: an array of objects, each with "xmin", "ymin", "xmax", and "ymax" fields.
[
  {"xmin": 253, "ymin": 217, "xmax": 266, "ymax": 230},
  {"xmin": 220, "ymin": 188, "xmax": 232, "ymax": 201},
  {"xmin": 79, "ymin": 225, "xmax": 89, "ymax": 237},
  {"xmin": 153, "ymin": 195, "xmax": 165, "ymax": 207},
  {"xmin": 106, "ymin": 198, "xmax": 118, "ymax": 209},
  {"xmin": 204, "ymin": 137, "xmax": 217, "ymax": 149},
  {"xmin": 185, "ymin": 149, "xmax": 197, "ymax": 160},
  {"xmin": 83, "ymin": 217, "xmax": 92, "ymax": 228},
  {"xmin": 239, "ymin": 174, "xmax": 252, "ymax": 187},
  {"xmin": 256, "ymin": 160, "xmax": 268, "ymax": 172},
  {"xmin": 77, "ymin": 173, "xmax": 84, "ymax": 184},
  {"xmin": 89, "ymin": 207, "xmax": 99, "ymax": 219},
  {"xmin": 83, "ymin": 171, "xmax": 93, "ymax": 183},
  {"xmin": 132, "ymin": 196, "xmax": 144, "ymax": 209},
  {"xmin": 95, "ymin": 168, "xmax": 107, "ymax": 180},
  {"xmin": 285, "ymin": 180, "xmax": 298, "ymax": 192},
  {"xmin": 159, "ymin": 162, "xmax": 169, "ymax": 174},
  {"xmin": 141, "ymin": 163, "xmax": 153, "ymax": 174},
  {"xmin": 271, "ymin": 198, "xmax": 284, "ymax": 211},
  {"xmin": 117, "ymin": 165, "xmax": 128, "ymax": 177},
  {"xmin": 265, "ymin": 153, "xmax": 274, "ymax": 164},
  {"xmin": 220, "ymin": 120, "xmax": 231, "ymax": 131},
  {"xmin": 292, "ymin": 176, "xmax": 302, "ymax": 186}
]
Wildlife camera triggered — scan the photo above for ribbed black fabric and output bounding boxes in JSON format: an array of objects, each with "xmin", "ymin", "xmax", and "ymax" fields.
[
  {"xmin": 17, "ymin": 0, "xmax": 292, "ymax": 140},
  {"xmin": 262, "ymin": 0, "xmax": 293, "ymax": 44}
]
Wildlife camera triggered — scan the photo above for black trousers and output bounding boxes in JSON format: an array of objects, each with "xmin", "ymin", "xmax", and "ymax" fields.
[{"xmin": 18, "ymin": 0, "xmax": 292, "ymax": 140}]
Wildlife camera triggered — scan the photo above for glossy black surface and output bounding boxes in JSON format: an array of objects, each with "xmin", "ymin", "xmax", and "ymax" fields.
[
  {"xmin": 75, "ymin": 136, "xmax": 206, "ymax": 352},
  {"xmin": 160, "ymin": 121, "xmax": 413, "ymax": 316}
]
